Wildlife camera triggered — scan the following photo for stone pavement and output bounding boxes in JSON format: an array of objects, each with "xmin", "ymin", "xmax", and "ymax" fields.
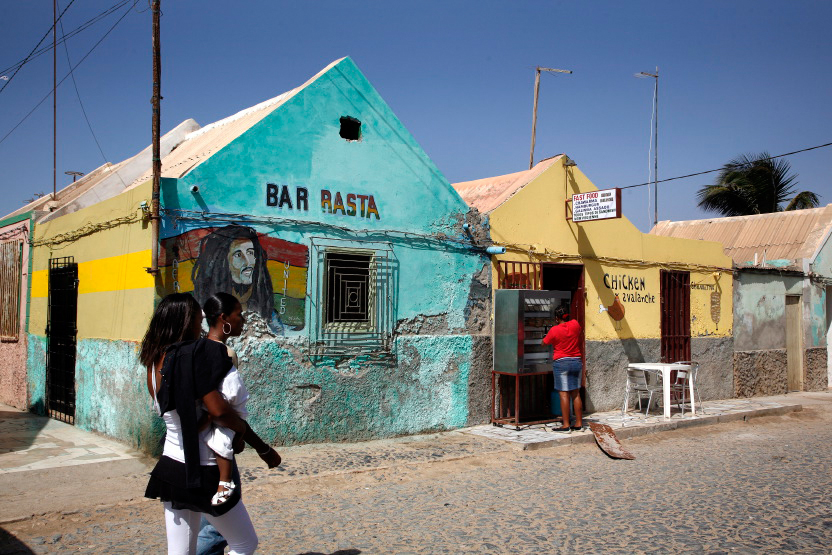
[
  {"xmin": 0, "ymin": 409, "xmax": 137, "ymax": 474},
  {"xmin": 467, "ymin": 395, "xmax": 802, "ymax": 449},
  {"xmin": 1, "ymin": 391, "xmax": 830, "ymax": 553}
]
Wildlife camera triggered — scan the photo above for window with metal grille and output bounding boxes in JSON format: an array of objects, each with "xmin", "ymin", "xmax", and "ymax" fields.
[
  {"xmin": 309, "ymin": 239, "xmax": 395, "ymax": 361},
  {"xmin": 0, "ymin": 240, "xmax": 23, "ymax": 341},
  {"xmin": 325, "ymin": 251, "xmax": 372, "ymax": 328}
]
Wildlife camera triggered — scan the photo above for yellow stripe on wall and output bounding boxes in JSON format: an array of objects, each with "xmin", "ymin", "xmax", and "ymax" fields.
[
  {"xmin": 31, "ymin": 250, "xmax": 154, "ymax": 298},
  {"xmin": 159, "ymin": 259, "xmax": 308, "ymax": 299}
]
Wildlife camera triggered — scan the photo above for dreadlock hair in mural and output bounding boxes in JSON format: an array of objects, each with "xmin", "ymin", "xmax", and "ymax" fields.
[{"xmin": 192, "ymin": 225, "xmax": 274, "ymax": 322}]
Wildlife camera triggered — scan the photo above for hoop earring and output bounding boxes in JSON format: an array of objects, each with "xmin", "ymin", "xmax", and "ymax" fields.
[{"xmin": 222, "ymin": 322, "xmax": 232, "ymax": 335}]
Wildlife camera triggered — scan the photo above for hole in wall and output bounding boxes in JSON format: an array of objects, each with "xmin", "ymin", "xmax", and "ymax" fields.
[{"xmin": 339, "ymin": 116, "xmax": 361, "ymax": 141}]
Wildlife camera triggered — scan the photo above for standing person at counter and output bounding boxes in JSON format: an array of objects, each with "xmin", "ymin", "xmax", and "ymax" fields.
[{"xmin": 541, "ymin": 305, "xmax": 584, "ymax": 432}]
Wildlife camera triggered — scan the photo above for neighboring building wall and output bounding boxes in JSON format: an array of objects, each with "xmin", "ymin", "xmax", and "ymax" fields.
[
  {"xmin": 733, "ymin": 269, "xmax": 827, "ymax": 396},
  {"xmin": 27, "ymin": 182, "xmax": 158, "ymax": 449},
  {"xmin": 0, "ymin": 214, "xmax": 32, "ymax": 409},
  {"xmin": 808, "ymin": 233, "xmax": 832, "ymax": 388},
  {"xmin": 155, "ymin": 57, "xmax": 492, "ymax": 447},
  {"xmin": 487, "ymin": 159, "xmax": 734, "ymax": 411}
]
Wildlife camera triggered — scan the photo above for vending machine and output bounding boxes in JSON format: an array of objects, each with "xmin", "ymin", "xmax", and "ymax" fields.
[{"xmin": 492, "ymin": 289, "xmax": 571, "ymax": 428}]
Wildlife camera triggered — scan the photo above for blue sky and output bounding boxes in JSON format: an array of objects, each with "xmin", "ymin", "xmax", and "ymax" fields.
[{"xmin": 1, "ymin": 1, "xmax": 830, "ymax": 231}]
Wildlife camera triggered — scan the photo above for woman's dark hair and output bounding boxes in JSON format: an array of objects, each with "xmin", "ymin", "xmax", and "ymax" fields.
[
  {"xmin": 139, "ymin": 293, "xmax": 202, "ymax": 367},
  {"xmin": 191, "ymin": 225, "xmax": 274, "ymax": 320},
  {"xmin": 203, "ymin": 292, "xmax": 241, "ymax": 327},
  {"xmin": 554, "ymin": 305, "xmax": 571, "ymax": 322}
]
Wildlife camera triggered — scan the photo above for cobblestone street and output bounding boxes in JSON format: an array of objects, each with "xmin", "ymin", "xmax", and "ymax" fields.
[{"xmin": 2, "ymin": 393, "xmax": 831, "ymax": 554}]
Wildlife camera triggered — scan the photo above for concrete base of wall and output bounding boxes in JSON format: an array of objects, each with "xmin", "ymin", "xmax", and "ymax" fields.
[
  {"xmin": 734, "ymin": 349, "xmax": 788, "ymax": 397},
  {"xmin": 466, "ymin": 335, "xmax": 493, "ymax": 426},
  {"xmin": 735, "ymin": 347, "xmax": 829, "ymax": 396},
  {"xmin": 585, "ymin": 336, "xmax": 734, "ymax": 413}
]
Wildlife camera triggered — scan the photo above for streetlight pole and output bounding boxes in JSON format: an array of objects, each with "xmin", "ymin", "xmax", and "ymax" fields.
[
  {"xmin": 149, "ymin": 0, "xmax": 161, "ymax": 275},
  {"xmin": 529, "ymin": 66, "xmax": 572, "ymax": 170},
  {"xmin": 635, "ymin": 67, "xmax": 659, "ymax": 228}
]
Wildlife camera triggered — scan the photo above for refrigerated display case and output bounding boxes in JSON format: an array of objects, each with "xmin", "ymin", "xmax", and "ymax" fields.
[{"xmin": 492, "ymin": 289, "xmax": 571, "ymax": 428}]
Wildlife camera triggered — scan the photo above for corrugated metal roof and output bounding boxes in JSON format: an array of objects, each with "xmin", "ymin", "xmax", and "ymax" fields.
[
  {"xmin": 451, "ymin": 156, "xmax": 563, "ymax": 213},
  {"xmin": 1, "ymin": 58, "xmax": 345, "ymax": 222},
  {"xmin": 650, "ymin": 204, "xmax": 832, "ymax": 266}
]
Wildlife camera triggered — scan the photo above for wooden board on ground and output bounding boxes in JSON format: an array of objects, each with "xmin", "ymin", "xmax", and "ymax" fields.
[{"xmin": 588, "ymin": 422, "xmax": 634, "ymax": 460}]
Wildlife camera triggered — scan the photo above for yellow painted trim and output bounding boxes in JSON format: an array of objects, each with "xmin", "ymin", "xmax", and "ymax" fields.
[{"xmin": 31, "ymin": 250, "xmax": 154, "ymax": 298}]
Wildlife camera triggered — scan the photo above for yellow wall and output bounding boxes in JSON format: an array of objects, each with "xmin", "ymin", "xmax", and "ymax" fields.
[
  {"xmin": 29, "ymin": 182, "xmax": 154, "ymax": 341},
  {"xmin": 489, "ymin": 159, "xmax": 733, "ymax": 341}
]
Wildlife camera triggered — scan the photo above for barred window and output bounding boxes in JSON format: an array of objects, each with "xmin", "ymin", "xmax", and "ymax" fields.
[
  {"xmin": 310, "ymin": 239, "xmax": 395, "ymax": 361},
  {"xmin": 325, "ymin": 251, "xmax": 372, "ymax": 327},
  {"xmin": 0, "ymin": 240, "xmax": 23, "ymax": 341}
]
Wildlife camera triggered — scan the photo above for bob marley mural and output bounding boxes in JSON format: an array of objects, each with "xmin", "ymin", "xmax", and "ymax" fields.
[{"xmin": 159, "ymin": 225, "xmax": 308, "ymax": 333}]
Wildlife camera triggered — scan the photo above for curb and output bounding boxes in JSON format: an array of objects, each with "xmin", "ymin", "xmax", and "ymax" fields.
[{"xmin": 512, "ymin": 403, "xmax": 803, "ymax": 451}]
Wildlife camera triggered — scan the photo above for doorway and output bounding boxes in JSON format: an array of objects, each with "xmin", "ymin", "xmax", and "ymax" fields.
[
  {"xmin": 46, "ymin": 257, "xmax": 78, "ymax": 424},
  {"xmin": 786, "ymin": 295, "xmax": 804, "ymax": 392},
  {"xmin": 660, "ymin": 270, "xmax": 691, "ymax": 362}
]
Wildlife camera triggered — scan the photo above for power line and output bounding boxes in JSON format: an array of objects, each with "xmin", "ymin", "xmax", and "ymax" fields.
[
  {"xmin": 0, "ymin": 0, "xmax": 78, "ymax": 95},
  {"xmin": 0, "ymin": 0, "xmax": 133, "ymax": 77},
  {"xmin": 58, "ymin": 9, "xmax": 128, "ymax": 188},
  {"xmin": 619, "ymin": 141, "xmax": 832, "ymax": 191},
  {"xmin": 0, "ymin": 0, "xmax": 140, "ymax": 148}
]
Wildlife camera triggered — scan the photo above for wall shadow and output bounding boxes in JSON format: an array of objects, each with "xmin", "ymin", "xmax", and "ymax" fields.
[
  {"xmin": 0, "ymin": 410, "xmax": 49, "ymax": 453},
  {"xmin": 0, "ymin": 527, "xmax": 36, "ymax": 554}
]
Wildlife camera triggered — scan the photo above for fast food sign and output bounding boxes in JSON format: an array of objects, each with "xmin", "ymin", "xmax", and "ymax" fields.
[{"xmin": 570, "ymin": 188, "xmax": 622, "ymax": 222}]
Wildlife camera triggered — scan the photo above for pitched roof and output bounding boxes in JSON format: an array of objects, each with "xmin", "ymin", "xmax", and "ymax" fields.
[
  {"xmin": 451, "ymin": 156, "xmax": 563, "ymax": 213},
  {"xmin": 650, "ymin": 204, "xmax": 832, "ymax": 266},
  {"xmin": 3, "ymin": 58, "xmax": 345, "ymax": 223}
]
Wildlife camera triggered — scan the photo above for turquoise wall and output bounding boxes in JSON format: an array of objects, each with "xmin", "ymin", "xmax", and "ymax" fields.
[
  {"xmin": 26, "ymin": 334, "xmax": 164, "ymax": 452},
  {"xmin": 149, "ymin": 57, "xmax": 492, "ymax": 447}
]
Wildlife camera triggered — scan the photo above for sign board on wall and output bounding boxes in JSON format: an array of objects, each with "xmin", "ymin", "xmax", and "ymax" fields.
[{"xmin": 570, "ymin": 188, "xmax": 622, "ymax": 222}]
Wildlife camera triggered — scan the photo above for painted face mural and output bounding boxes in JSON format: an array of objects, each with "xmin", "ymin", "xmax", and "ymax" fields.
[
  {"xmin": 159, "ymin": 225, "xmax": 308, "ymax": 333},
  {"xmin": 228, "ymin": 238, "xmax": 256, "ymax": 285}
]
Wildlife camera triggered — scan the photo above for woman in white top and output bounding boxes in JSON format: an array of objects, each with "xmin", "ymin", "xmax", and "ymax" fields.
[{"xmin": 140, "ymin": 293, "xmax": 279, "ymax": 555}]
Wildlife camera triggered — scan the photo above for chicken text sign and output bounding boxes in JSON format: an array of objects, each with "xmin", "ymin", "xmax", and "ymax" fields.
[{"xmin": 570, "ymin": 188, "xmax": 621, "ymax": 222}]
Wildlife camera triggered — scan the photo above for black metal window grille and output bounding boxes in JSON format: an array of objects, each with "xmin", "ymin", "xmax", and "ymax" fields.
[
  {"xmin": 0, "ymin": 240, "xmax": 22, "ymax": 341},
  {"xmin": 46, "ymin": 256, "xmax": 78, "ymax": 424},
  {"xmin": 309, "ymin": 239, "xmax": 396, "ymax": 362},
  {"xmin": 325, "ymin": 251, "xmax": 372, "ymax": 327}
]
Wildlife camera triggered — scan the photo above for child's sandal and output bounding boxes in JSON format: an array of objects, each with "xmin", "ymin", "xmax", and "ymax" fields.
[{"xmin": 211, "ymin": 481, "xmax": 236, "ymax": 506}]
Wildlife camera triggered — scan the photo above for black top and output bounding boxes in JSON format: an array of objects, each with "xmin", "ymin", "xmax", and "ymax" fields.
[{"xmin": 156, "ymin": 338, "xmax": 232, "ymax": 488}]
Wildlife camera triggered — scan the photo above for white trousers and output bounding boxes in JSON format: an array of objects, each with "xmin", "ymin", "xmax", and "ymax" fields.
[{"xmin": 164, "ymin": 500, "xmax": 259, "ymax": 555}]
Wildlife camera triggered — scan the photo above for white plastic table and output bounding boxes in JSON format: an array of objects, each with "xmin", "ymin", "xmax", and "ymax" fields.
[{"xmin": 626, "ymin": 362, "xmax": 695, "ymax": 419}]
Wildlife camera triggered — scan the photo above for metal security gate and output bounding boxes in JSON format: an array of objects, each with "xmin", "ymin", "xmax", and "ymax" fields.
[
  {"xmin": 660, "ymin": 270, "xmax": 691, "ymax": 363},
  {"xmin": 46, "ymin": 257, "xmax": 78, "ymax": 424}
]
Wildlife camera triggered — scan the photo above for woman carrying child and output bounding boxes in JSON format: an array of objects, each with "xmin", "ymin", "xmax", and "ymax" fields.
[{"xmin": 141, "ymin": 293, "xmax": 279, "ymax": 555}]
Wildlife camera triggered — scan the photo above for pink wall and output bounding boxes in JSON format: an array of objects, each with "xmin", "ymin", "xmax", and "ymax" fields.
[{"xmin": 0, "ymin": 219, "xmax": 30, "ymax": 409}]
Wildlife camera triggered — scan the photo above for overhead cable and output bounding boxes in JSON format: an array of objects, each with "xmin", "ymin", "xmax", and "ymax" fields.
[
  {"xmin": 0, "ymin": 0, "xmax": 78, "ymax": 95},
  {"xmin": 619, "ymin": 141, "xmax": 832, "ymax": 191},
  {"xmin": 0, "ymin": 0, "xmax": 132, "ymax": 77},
  {"xmin": 0, "ymin": 0, "xmax": 140, "ymax": 148}
]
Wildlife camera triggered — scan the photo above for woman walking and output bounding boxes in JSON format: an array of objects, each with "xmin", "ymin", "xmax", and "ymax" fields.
[
  {"xmin": 140, "ymin": 293, "xmax": 278, "ymax": 554},
  {"xmin": 542, "ymin": 305, "xmax": 584, "ymax": 432}
]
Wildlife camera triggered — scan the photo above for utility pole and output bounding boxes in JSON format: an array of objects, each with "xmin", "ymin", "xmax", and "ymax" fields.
[
  {"xmin": 53, "ymin": 0, "xmax": 57, "ymax": 203},
  {"xmin": 529, "ymin": 66, "xmax": 572, "ymax": 170},
  {"xmin": 636, "ymin": 67, "xmax": 659, "ymax": 227},
  {"xmin": 149, "ymin": 0, "xmax": 161, "ymax": 275}
]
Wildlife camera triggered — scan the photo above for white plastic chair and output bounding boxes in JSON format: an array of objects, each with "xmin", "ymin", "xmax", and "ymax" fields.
[
  {"xmin": 670, "ymin": 361, "xmax": 702, "ymax": 415},
  {"xmin": 622, "ymin": 368, "xmax": 663, "ymax": 418}
]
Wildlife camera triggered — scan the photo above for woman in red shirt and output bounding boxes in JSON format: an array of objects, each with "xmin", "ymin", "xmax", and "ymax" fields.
[{"xmin": 541, "ymin": 305, "xmax": 584, "ymax": 432}]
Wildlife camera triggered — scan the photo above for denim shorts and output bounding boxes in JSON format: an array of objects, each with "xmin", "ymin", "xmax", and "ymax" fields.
[{"xmin": 552, "ymin": 357, "xmax": 582, "ymax": 392}]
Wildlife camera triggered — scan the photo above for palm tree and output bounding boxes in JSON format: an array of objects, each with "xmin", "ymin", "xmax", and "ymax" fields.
[{"xmin": 697, "ymin": 152, "xmax": 819, "ymax": 216}]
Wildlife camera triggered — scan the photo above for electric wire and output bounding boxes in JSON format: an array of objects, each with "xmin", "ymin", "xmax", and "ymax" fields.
[
  {"xmin": 0, "ymin": 0, "xmax": 132, "ymax": 77},
  {"xmin": 0, "ymin": 0, "xmax": 140, "ymax": 148},
  {"xmin": 619, "ymin": 141, "xmax": 832, "ymax": 191},
  {"xmin": 58, "ymin": 10, "xmax": 128, "ymax": 188},
  {"xmin": 0, "ymin": 0, "xmax": 78, "ymax": 95}
]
